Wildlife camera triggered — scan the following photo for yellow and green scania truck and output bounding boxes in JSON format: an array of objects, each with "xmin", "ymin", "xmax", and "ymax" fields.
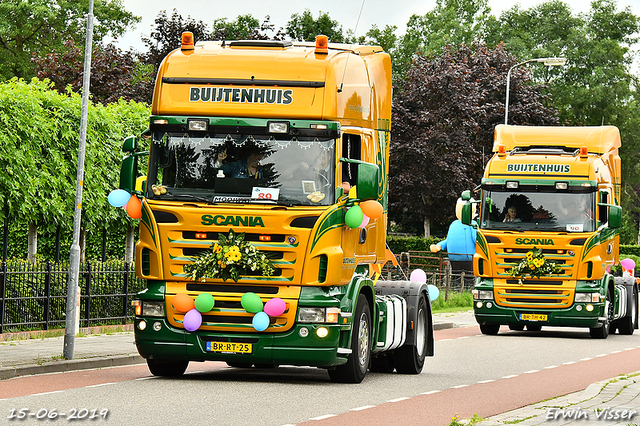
[
  {"xmin": 466, "ymin": 124, "xmax": 637, "ymax": 338},
  {"xmin": 120, "ymin": 33, "xmax": 434, "ymax": 383}
]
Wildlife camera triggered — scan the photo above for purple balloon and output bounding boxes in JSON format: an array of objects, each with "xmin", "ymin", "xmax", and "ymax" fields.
[
  {"xmin": 183, "ymin": 308, "xmax": 202, "ymax": 331},
  {"xmin": 409, "ymin": 269, "xmax": 427, "ymax": 283},
  {"xmin": 264, "ymin": 298, "xmax": 286, "ymax": 317}
]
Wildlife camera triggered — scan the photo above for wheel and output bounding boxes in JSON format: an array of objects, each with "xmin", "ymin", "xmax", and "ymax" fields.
[
  {"xmin": 617, "ymin": 285, "xmax": 637, "ymax": 335},
  {"xmin": 146, "ymin": 358, "xmax": 189, "ymax": 377},
  {"xmin": 590, "ymin": 286, "xmax": 614, "ymax": 339},
  {"xmin": 479, "ymin": 323, "xmax": 500, "ymax": 335},
  {"xmin": 395, "ymin": 294, "xmax": 429, "ymax": 374},
  {"xmin": 328, "ymin": 294, "xmax": 371, "ymax": 383},
  {"xmin": 508, "ymin": 324, "xmax": 525, "ymax": 331},
  {"xmin": 226, "ymin": 362, "xmax": 253, "ymax": 368},
  {"xmin": 370, "ymin": 352, "xmax": 395, "ymax": 373},
  {"xmin": 526, "ymin": 324, "xmax": 542, "ymax": 332}
]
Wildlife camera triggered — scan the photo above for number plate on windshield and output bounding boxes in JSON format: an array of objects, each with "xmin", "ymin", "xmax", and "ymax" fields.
[
  {"xmin": 519, "ymin": 313, "xmax": 547, "ymax": 322},
  {"xmin": 206, "ymin": 341, "xmax": 252, "ymax": 354}
]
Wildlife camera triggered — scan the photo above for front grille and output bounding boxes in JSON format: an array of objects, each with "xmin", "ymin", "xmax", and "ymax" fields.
[
  {"xmin": 186, "ymin": 284, "xmax": 280, "ymax": 294},
  {"xmin": 506, "ymin": 279, "xmax": 564, "ymax": 285}
]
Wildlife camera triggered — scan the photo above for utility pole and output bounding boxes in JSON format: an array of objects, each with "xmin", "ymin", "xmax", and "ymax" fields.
[{"xmin": 64, "ymin": 0, "xmax": 94, "ymax": 360}]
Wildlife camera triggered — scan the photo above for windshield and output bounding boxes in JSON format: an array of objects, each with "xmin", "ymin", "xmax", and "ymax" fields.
[
  {"xmin": 480, "ymin": 189, "xmax": 595, "ymax": 232},
  {"xmin": 148, "ymin": 132, "xmax": 336, "ymax": 206}
]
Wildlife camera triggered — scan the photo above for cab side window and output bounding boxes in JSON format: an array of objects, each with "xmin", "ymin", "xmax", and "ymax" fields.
[{"xmin": 341, "ymin": 133, "xmax": 361, "ymax": 186}]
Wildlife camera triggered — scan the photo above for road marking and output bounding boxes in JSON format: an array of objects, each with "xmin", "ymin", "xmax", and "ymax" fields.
[
  {"xmin": 388, "ymin": 397, "xmax": 410, "ymax": 402},
  {"xmin": 452, "ymin": 384, "xmax": 470, "ymax": 389},
  {"xmin": 502, "ymin": 374, "xmax": 518, "ymax": 379},
  {"xmin": 350, "ymin": 405, "xmax": 375, "ymax": 411},
  {"xmin": 544, "ymin": 365, "xmax": 558, "ymax": 369},
  {"xmin": 309, "ymin": 414, "xmax": 336, "ymax": 421},
  {"xmin": 135, "ymin": 376, "xmax": 155, "ymax": 380},
  {"xmin": 595, "ymin": 354, "xmax": 607, "ymax": 357},
  {"xmin": 477, "ymin": 379, "xmax": 495, "ymax": 384},
  {"xmin": 86, "ymin": 382, "xmax": 115, "ymax": 388},
  {"xmin": 31, "ymin": 390, "xmax": 63, "ymax": 397},
  {"xmin": 624, "ymin": 348, "xmax": 635, "ymax": 351},
  {"xmin": 611, "ymin": 350, "xmax": 621, "ymax": 354},
  {"xmin": 580, "ymin": 357, "xmax": 593, "ymax": 361},
  {"xmin": 524, "ymin": 370, "xmax": 539, "ymax": 374},
  {"xmin": 421, "ymin": 390, "xmax": 441, "ymax": 395},
  {"xmin": 563, "ymin": 361, "xmax": 576, "ymax": 365}
]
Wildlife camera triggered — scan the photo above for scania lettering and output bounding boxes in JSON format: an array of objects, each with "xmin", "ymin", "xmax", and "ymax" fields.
[
  {"xmin": 462, "ymin": 125, "xmax": 637, "ymax": 338},
  {"xmin": 119, "ymin": 33, "xmax": 434, "ymax": 382}
]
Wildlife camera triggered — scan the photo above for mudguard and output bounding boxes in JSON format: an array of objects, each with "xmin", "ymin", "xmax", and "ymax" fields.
[{"xmin": 375, "ymin": 280, "xmax": 434, "ymax": 356}]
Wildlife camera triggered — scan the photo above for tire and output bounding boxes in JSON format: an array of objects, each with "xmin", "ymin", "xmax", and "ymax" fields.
[
  {"xmin": 590, "ymin": 285, "xmax": 614, "ymax": 339},
  {"xmin": 395, "ymin": 294, "xmax": 429, "ymax": 374},
  {"xmin": 370, "ymin": 352, "xmax": 395, "ymax": 373},
  {"xmin": 508, "ymin": 324, "xmax": 525, "ymax": 331},
  {"xmin": 526, "ymin": 324, "xmax": 542, "ymax": 332},
  {"xmin": 328, "ymin": 294, "xmax": 371, "ymax": 383},
  {"xmin": 479, "ymin": 323, "xmax": 500, "ymax": 335},
  {"xmin": 618, "ymin": 285, "xmax": 637, "ymax": 335},
  {"xmin": 147, "ymin": 358, "xmax": 189, "ymax": 377}
]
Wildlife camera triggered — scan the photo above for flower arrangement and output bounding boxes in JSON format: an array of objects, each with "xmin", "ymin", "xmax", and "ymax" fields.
[
  {"xmin": 183, "ymin": 230, "xmax": 275, "ymax": 282},
  {"xmin": 508, "ymin": 247, "xmax": 563, "ymax": 284}
]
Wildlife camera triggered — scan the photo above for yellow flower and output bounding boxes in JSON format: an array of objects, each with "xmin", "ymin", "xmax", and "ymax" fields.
[
  {"xmin": 535, "ymin": 258, "xmax": 544, "ymax": 268},
  {"xmin": 218, "ymin": 260, "xmax": 227, "ymax": 269},
  {"xmin": 526, "ymin": 252, "xmax": 534, "ymax": 261},
  {"xmin": 213, "ymin": 243, "xmax": 222, "ymax": 254}
]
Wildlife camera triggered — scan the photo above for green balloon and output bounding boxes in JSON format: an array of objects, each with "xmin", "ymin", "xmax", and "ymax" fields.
[
  {"xmin": 345, "ymin": 205, "xmax": 364, "ymax": 229},
  {"xmin": 194, "ymin": 293, "xmax": 215, "ymax": 313},
  {"xmin": 241, "ymin": 292, "xmax": 263, "ymax": 313}
]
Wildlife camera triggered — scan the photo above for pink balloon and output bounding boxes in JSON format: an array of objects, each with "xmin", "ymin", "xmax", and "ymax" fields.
[
  {"xmin": 183, "ymin": 309, "xmax": 202, "ymax": 331},
  {"xmin": 359, "ymin": 214, "xmax": 370, "ymax": 228},
  {"xmin": 409, "ymin": 269, "xmax": 427, "ymax": 283},
  {"xmin": 621, "ymin": 258, "xmax": 635, "ymax": 271},
  {"xmin": 264, "ymin": 298, "xmax": 286, "ymax": 317}
]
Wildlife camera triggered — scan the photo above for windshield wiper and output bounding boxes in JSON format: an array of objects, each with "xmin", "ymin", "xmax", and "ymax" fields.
[{"xmin": 162, "ymin": 193, "xmax": 217, "ymax": 205}]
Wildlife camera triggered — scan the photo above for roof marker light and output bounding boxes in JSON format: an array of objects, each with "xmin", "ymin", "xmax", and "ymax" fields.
[
  {"xmin": 181, "ymin": 32, "xmax": 194, "ymax": 51},
  {"xmin": 315, "ymin": 35, "xmax": 328, "ymax": 54}
]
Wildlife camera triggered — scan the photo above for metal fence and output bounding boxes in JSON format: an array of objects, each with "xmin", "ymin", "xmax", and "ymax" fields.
[{"xmin": 0, "ymin": 260, "xmax": 145, "ymax": 333}]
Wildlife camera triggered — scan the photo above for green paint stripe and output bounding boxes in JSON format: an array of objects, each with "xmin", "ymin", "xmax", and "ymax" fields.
[{"xmin": 168, "ymin": 238, "xmax": 212, "ymax": 246}]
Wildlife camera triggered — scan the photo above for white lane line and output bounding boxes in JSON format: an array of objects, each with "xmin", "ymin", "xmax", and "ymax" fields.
[
  {"xmin": 452, "ymin": 384, "xmax": 470, "ymax": 389},
  {"xmin": 477, "ymin": 379, "xmax": 495, "ymax": 384},
  {"xmin": 31, "ymin": 390, "xmax": 63, "ymax": 397},
  {"xmin": 135, "ymin": 376, "xmax": 154, "ymax": 380},
  {"xmin": 86, "ymin": 382, "xmax": 115, "ymax": 388},
  {"xmin": 595, "ymin": 354, "xmax": 607, "ymax": 358},
  {"xmin": 502, "ymin": 374, "xmax": 518, "ymax": 379},
  {"xmin": 421, "ymin": 390, "xmax": 441, "ymax": 395},
  {"xmin": 524, "ymin": 370, "xmax": 539, "ymax": 374},
  {"xmin": 563, "ymin": 361, "xmax": 576, "ymax": 365},
  {"xmin": 309, "ymin": 414, "xmax": 336, "ymax": 421},
  {"xmin": 611, "ymin": 350, "xmax": 621, "ymax": 354},
  {"xmin": 388, "ymin": 397, "xmax": 410, "ymax": 402},
  {"xmin": 544, "ymin": 365, "xmax": 558, "ymax": 369},
  {"xmin": 580, "ymin": 357, "xmax": 593, "ymax": 361},
  {"xmin": 350, "ymin": 405, "xmax": 375, "ymax": 411}
]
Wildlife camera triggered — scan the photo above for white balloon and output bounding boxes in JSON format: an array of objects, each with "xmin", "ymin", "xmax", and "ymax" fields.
[{"xmin": 409, "ymin": 268, "xmax": 427, "ymax": 283}]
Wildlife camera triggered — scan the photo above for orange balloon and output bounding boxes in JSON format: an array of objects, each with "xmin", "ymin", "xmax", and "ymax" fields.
[
  {"xmin": 126, "ymin": 195, "xmax": 142, "ymax": 219},
  {"xmin": 360, "ymin": 200, "xmax": 383, "ymax": 219},
  {"xmin": 172, "ymin": 293, "xmax": 194, "ymax": 312}
]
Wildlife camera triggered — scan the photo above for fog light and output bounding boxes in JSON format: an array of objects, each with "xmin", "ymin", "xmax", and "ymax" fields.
[
  {"xmin": 299, "ymin": 327, "xmax": 309, "ymax": 337},
  {"xmin": 317, "ymin": 327, "xmax": 329, "ymax": 338},
  {"xmin": 153, "ymin": 321, "xmax": 162, "ymax": 331},
  {"xmin": 138, "ymin": 320, "xmax": 147, "ymax": 330},
  {"xmin": 576, "ymin": 304, "xmax": 583, "ymax": 311},
  {"xmin": 188, "ymin": 119, "xmax": 208, "ymax": 131},
  {"xmin": 268, "ymin": 121, "xmax": 289, "ymax": 134},
  {"xmin": 586, "ymin": 304, "xmax": 594, "ymax": 312},
  {"xmin": 486, "ymin": 302, "xmax": 493, "ymax": 308},
  {"xmin": 476, "ymin": 301, "xmax": 483, "ymax": 308}
]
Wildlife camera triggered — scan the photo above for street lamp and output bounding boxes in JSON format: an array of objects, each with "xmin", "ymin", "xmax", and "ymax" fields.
[{"xmin": 504, "ymin": 57, "xmax": 566, "ymax": 125}]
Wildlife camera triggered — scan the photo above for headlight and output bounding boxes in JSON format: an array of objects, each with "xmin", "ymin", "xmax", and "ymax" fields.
[
  {"xmin": 141, "ymin": 300, "xmax": 165, "ymax": 317},
  {"xmin": 472, "ymin": 290, "xmax": 493, "ymax": 300},
  {"xmin": 297, "ymin": 307, "xmax": 340, "ymax": 323},
  {"xmin": 575, "ymin": 293, "xmax": 600, "ymax": 303}
]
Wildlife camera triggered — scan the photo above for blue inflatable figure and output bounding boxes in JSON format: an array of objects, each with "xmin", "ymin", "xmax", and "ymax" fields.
[{"xmin": 430, "ymin": 197, "xmax": 477, "ymax": 274}]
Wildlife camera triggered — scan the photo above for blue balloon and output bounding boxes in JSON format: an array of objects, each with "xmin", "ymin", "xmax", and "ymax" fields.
[
  {"xmin": 252, "ymin": 311, "xmax": 270, "ymax": 331},
  {"xmin": 108, "ymin": 189, "xmax": 131, "ymax": 208},
  {"xmin": 427, "ymin": 284, "xmax": 440, "ymax": 302}
]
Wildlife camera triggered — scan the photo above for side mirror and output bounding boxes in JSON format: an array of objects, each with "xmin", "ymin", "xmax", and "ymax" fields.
[
  {"xmin": 122, "ymin": 135, "xmax": 137, "ymax": 153},
  {"xmin": 461, "ymin": 203, "xmax": 472, "ymax": 226},
  {"xmin": 340, "ymin": 158, "xmax": 380, "ymax": 200},
  {"xmin": 608, "ymin": 205, "xmax": 622, "ymax": 229},
  {"xmin": 119, "ymin": 153, "xmax": 138, "ymax": 193}
]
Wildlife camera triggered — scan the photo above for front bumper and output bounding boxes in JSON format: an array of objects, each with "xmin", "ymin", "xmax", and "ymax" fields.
[
  {"xmin": 473, "ymin": 300, "xmax": 605, "ymax": 329},
  {"xmin": 134, "ymin": 317, "xmax": 349, "ymax": 367}
]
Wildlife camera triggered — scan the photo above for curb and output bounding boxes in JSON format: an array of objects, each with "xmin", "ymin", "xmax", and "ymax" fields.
[{"xmin": 0, "ymin": 354, "xmax": 145, "ymax": 380}]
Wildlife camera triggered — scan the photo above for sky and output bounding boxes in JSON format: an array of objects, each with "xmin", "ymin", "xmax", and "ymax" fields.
[{"xmin": 108, "ymin": 0, "xmax": 640, "ymax": 52}]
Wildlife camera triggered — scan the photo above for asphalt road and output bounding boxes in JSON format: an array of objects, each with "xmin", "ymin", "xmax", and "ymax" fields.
[{"xmin": 3, "ymin": 325, "xmax": 640, "ymax": 426}]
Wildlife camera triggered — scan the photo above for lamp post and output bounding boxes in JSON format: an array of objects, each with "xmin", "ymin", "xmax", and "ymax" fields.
[{"xmin": 504, "ymin": 57, "xmax": 566, "ymax": 125}]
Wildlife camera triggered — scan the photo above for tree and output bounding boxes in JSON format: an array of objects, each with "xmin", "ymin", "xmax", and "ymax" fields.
[
  {"xmin": 0, "ymin": 0, "xmax": 139, "ymax": 80},
  {"xmin": 286, "ymin": 9, "xmax": 345, "ymax": 42},
  {"xmin": 394, "ymin": 0, "xmax": 491, "ymax": 77},
  {"xmin": 32, "ymin": 38, "xmax": 154, "ymax": 104},
  {"xmin": 211, "ymin": 15, "xmax": 285, "ymax": 41},
  {"xmin": 389, "ymin": 43, "xmax": 559, "ymax": 236}
]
